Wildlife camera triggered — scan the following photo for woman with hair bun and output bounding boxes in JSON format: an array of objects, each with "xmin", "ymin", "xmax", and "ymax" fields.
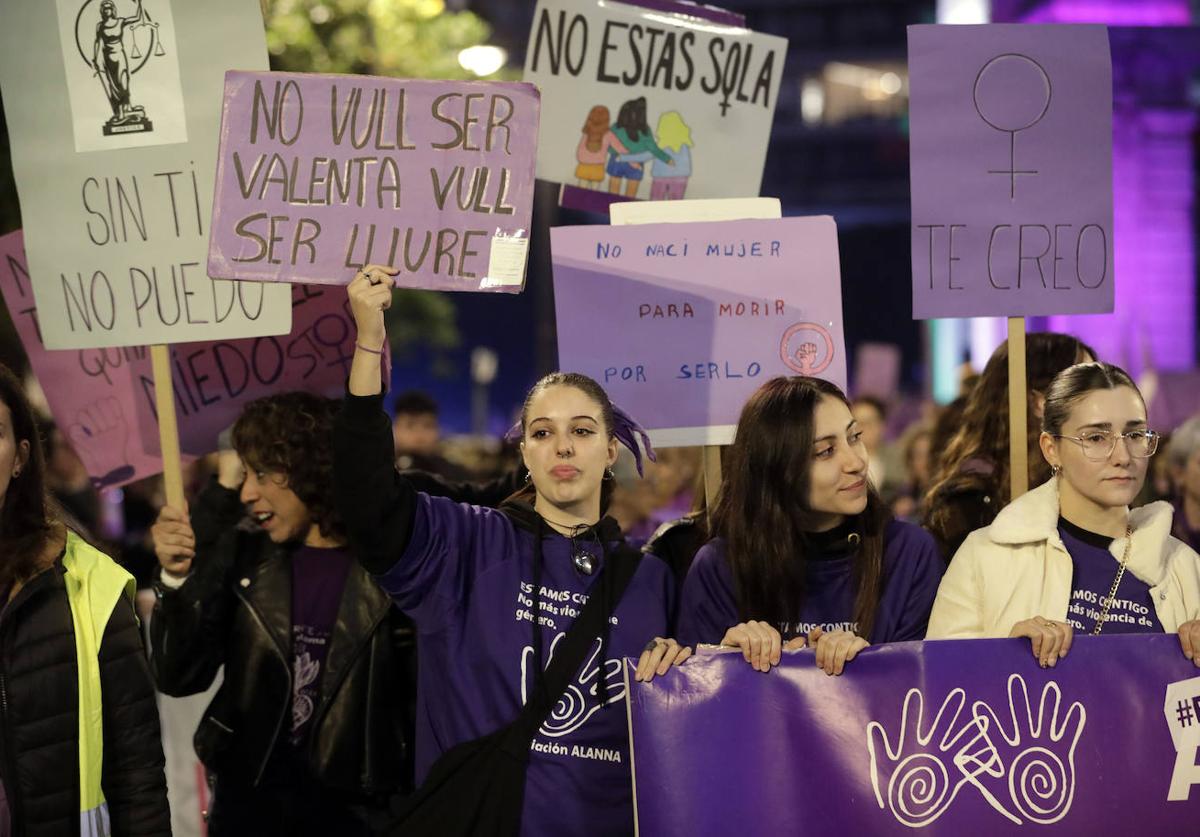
[
  {"xmin": 335, "ymin": 266, "xmax": 687, "ymax": 837},
  {"xmin": 928, "ymin": 362, "xmax": 1200, "ymax": 667}
]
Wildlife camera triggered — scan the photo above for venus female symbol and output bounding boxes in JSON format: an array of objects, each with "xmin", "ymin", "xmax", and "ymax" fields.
[{"xmin": 972, "ymin": 53, "xmax": 1052, "ymax": 200}]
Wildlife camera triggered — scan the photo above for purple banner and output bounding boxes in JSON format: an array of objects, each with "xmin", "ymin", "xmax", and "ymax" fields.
[
  {"xmin": 908, "ymin": 24, "xmax": 1114, "ymax": 319},
  {"xmin": 551, "ymin": 217, "xmax": 847, "ymax": 447},
  {"xmin": 628, "ymin": 636, "xmax": 1200, "ymax": 835},
  {"xmin": 208, "ymin": 71, "xmax": 538, "ymax": 292}
]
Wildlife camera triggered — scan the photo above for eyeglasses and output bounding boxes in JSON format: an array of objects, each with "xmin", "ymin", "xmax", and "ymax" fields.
[{"xmin": 1052, "ymin": 429, "xmax": 1160, "ymax": 461}]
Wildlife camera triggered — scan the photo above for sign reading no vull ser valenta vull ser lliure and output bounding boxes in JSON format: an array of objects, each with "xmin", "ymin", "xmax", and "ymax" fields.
[{"xmin": 207, "ymin": 71, "xmax": 540, "ymax": 292}]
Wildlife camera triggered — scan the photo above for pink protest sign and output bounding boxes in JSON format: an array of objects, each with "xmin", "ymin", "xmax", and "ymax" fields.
[
  {"xmin": 551, "ymin": 216, "xmax": 847, "ymax": 447},
  {"xmin": 853, "ymin": 342, "xmax": 902, "ymax": 399},
  {"xmin": 208, "ymin": 71, "xmax": 539, "ymax": 292},
  {"xmin": 908, "ymin": 24, "xmax": 1114, "ymax": 319},
  {"xmin": 130, "ymin": 283, "xmax": 361, "ymax": 457},
  {"xmin": 0, "ymin": 231, "xmax": 163, "ymax": 488}
]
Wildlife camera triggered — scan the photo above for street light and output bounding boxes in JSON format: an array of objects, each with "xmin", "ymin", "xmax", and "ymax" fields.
[{"xmin": 458, "ymin": 44, "xmax": 507, "ymax": 77}]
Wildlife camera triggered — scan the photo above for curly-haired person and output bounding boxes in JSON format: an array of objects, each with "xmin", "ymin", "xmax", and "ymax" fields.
[{"xmin": 147, "ymin": 393, "xmax": 416, "ymax": 835}]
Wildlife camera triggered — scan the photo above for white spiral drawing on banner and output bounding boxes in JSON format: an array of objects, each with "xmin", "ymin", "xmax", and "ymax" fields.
[
  {"xmin": 520, "ymin": 633, "xmax": 625, "ymax": 738},
  {"xmin": 886, "ymin": 753, "xmax": 951, "ymax": 826},
  {"xmin": 1007, "ymin": 747, "xmax": 1070, "ymax": 821},
  {"xmin": 867, "ymin": 674, "xmax": 1085, "ymax": 828}
]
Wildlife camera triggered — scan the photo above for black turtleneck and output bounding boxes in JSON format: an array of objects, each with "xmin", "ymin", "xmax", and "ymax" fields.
[
  {"xmin": 803, "ymin": 519, "xmax": 862, "ymax": 560},
  {"xmin": 1057, "ymin": 516, "xmax": 1114, "ymax": 550}
]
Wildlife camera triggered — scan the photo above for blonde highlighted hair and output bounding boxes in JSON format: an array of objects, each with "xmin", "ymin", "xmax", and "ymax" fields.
[{"xmin": 655, "ymin": 111, "xmax": 692, "ymax": 153}]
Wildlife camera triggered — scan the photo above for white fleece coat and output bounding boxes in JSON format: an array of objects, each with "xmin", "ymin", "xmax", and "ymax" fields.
[{"xmin": 927, "ymin": 478, "xmax": 1200, "ymax": 638}]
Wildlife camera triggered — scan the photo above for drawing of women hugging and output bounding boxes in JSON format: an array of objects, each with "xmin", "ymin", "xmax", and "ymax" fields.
[
  {"xmin": 575, "ymin": 105, "xmax": 628, "ymax": 190},
  {"xmin": 617, "ymin": 111, "xmax": 694, "ymax": 200},
  {"xmin": 606, "ymin": 97, "xmax": 674, "ymax": 199}
]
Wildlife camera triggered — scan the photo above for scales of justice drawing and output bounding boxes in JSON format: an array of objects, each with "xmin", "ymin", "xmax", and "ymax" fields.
[{"xmin": 73, "ymin": 0, "xmax": 168, "ymax": 136}]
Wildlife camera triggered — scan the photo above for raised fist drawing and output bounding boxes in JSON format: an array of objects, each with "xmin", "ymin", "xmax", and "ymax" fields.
[{"xmin": 67, "ymin": 397, "xmax": 135, "ymax": 489}]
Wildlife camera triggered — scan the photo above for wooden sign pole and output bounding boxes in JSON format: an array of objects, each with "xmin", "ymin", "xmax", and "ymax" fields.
[
  {"xmin": 150, "ymin": 344, "xmax": 186, "ymax": 508},
  {"xmin": 1007, "ymin": 317, "xmax": 1028, "ymax": 501},
  {"xmin": 702, "ymin": 445, "xmax": 722, "ymax": 523}
]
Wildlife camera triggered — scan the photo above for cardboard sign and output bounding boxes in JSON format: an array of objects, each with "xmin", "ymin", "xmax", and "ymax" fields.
[
  {"xmin": 130, "ymin": 282, "xmax": 361, "ymax": 456},
  {"xmin": 523, "ymin": 0, "xmax": 786, "ymax": 202},
  {"xmin": 628, "ymin": 637, "xmax": 1200, "ymax": 835},
  {"xmin": 610, "ymin": 197, "xmax": 781, "ymax": 226},
  {"xmin": 551, "ymin": 216, "xmax": 847, "ymax": 447},
  {"xmin": 0, "ymin": 231, "xmax": 163, "ymax": 488},
  {"xmin": 207, "ymin": 71, "xmax": 539, "ymax": 291},
  {"xmin": 0, "ymin": 0, "xmax": 292, "ymax": 349},
  {"xmin": 908, "ymin": 24, "xmax": 1114, "ymax": 319}
]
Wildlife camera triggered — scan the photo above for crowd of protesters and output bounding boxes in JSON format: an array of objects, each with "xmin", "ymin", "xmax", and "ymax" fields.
[{"xmin": 2, "ymin": 271, "xmax": 1199, "ymax": 835}]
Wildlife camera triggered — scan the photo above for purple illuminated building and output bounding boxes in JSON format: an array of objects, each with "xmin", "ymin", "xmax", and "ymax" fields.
[{"xmin": 996, "ymin": 1, "xmax": 1199, "ymax": 378}]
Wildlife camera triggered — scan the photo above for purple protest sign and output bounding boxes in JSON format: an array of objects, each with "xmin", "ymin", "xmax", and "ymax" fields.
[
  {"xmin": 129, "ymin": 283, "xmax": 362, "ymax": 457},
  {"xmin": 627, "ymin": 636, "xmax": 1200, "ymax": 835},
  {"xmin": 0, "ymin": 231, "xmax": 166, "ymax": 488},
  {"xmin": 908, "ymin": 25, "xmax": 1114, "ymax": 319},
  {"xmin": 208, "ymin": 71, "xmax": 539, "ymax": 292},
  {"xmin": 551, "ymin": 217, "xmax": 846, "ymax": 447}
]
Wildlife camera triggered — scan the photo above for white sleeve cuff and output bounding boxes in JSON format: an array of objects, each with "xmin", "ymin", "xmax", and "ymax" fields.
[{"xmin": 158, "ymin": 570, "xmax": 189, "ymax": 590}]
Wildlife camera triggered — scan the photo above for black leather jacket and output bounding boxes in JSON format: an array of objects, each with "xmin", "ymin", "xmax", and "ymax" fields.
[{"xmin": 149, "ymin": 481, "xmax": 415, "ymax": 799}]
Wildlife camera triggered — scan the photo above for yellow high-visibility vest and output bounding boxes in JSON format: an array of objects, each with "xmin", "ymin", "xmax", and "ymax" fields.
[{"xmin": 62, "ymin": 530, "xmax": 136, "ymax": 837}]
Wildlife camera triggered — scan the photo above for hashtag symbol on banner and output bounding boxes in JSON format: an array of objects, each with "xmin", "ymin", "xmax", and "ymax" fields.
[{"xmin": 1176, "ymin": 699, "xmax": 1195, "ymax": 727}]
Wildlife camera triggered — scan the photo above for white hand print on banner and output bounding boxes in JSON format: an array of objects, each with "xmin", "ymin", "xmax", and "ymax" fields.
[
  {"xmin": 520, "ymin": 632, "xmax": 625, "ymax": 738},
  {"xmin": 967, "ymin": 674, "xmax": 1085, "ymax": 824},
  {"xmin": 867, "ymin": 687, "xmax": 1001, "ymax": 827},
  {"xmin": 867, "ymin": 674, "xmax": 1086, "ymax": 828},
  {"xmin": 1163, "ymin": 675, "xmax": 1200, "ymax": 801}
]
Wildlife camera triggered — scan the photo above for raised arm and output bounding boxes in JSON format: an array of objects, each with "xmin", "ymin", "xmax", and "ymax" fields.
[{"xmin": 336, "ymin": 265, "xmax": 422, "ymax": 575}]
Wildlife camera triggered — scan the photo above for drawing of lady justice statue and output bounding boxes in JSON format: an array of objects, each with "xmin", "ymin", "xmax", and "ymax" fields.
[{"xmin": 85, "ymin": 0, "xmax": 166, "ymax": 135}]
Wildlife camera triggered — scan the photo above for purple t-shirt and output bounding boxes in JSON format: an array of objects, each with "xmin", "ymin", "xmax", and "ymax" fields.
[
  {"xmin": 677, "ymin": 519, "xmax": 944, "ymax": 647},
  {"xmin": 374, "ymin": 494, "xmax": 675, "ymax": 837},
  {"xmin": 289, "ymin": 546, "xmax": 355, "ymax": 747},
  {"xmin": 1059, "ymin": 519, "xmax": 1163, "ymax": 635}
]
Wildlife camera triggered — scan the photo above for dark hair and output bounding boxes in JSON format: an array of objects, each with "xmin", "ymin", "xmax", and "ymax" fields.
[
  {"xmin": 520, "ymin": 372, "xmax": 614, "ymax": 439},
  {"xmin": 392, "ymin": 390, "xmax": 439, "ymax": 418},
  {"xmin": 711, "ymin": 376, "xmax": 888, "ymax": 638},
  {"xmin": 514, "ymin": 372, "xmax": 616, "ymax": 510},
  {"xmin": 852, "ymin": 395, "xmax": 888, "ymax": 421},
  {"xmin": 615, "ymin": 97, "xmax": 649, "ymax": 144},
  {"xmin": 0, "ymin": 364, "xmax": 55, "ymax": 584},
  {"xmin": 1042, "ymin": 362, "xmax": 1142, "ymax": 435},
  {"xmin": 232, "ymin": 392, "xmax": 345, "ymax": 542},
  {"xmin": 927, "ymin": 332, "xmax": 1094, "ymax": 505}
]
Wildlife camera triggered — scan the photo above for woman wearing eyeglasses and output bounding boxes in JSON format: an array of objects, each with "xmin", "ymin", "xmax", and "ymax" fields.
[{"xmin": 928, "ymin": 362, "xmax": 1200, "ymax": 667}]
